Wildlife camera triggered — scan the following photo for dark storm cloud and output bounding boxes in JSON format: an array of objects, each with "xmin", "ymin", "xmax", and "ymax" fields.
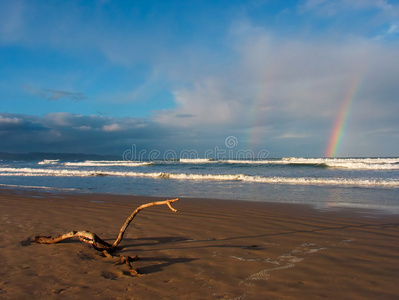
[{"xmin": 0, "ymin": 112, "xmax": 171, "ymax": 155}]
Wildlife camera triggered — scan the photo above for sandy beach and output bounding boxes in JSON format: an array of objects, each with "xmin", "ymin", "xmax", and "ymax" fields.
[{"xmin": 0, "ymin": 189, "xmax": 398, "ymax": 299}]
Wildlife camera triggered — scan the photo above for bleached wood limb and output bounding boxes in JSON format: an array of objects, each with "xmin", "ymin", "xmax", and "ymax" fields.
[
  {"xmin": 34, "ymin": 231, "xmax": 77, "ymax": 244},
  {"xmin": 33, "ymin": 198, "xmax": 179, "ymax": 251},
  {"xmin": 33, "ymin": 230, "xmax": 112, "ymax": 249},
  {"xmin": 32, "ymin": 198, "xmax": 179, "ymax": 276},
  {"xmin": 110, "ymin": 198, "xmax": 179, "ymax": 249}
]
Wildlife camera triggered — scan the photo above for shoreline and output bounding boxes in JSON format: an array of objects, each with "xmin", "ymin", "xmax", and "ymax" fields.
[
  {"xmin": 1, "ymin": 188, "xmax": 398, "ymax": 299},
  {"xmin": 1, "ymin": 185, "xmax": 398, "ymax": 216}
]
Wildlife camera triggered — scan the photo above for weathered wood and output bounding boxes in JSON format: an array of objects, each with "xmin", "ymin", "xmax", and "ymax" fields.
[
  {"xmin": 110, "ymin": 198, "xmax": 178, "ymax": 249},
  {"xmin": 32, "ymin": 198, "xmax": 179, "ymax": 275},
  {"xmin": 34, "ymin": 230, "xmax": 112, "ymax": 250}
]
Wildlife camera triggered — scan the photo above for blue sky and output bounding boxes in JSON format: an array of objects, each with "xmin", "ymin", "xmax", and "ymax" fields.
[{"xmin": 1, "ymin": 0, "xmax": 399, "ymax": 157}]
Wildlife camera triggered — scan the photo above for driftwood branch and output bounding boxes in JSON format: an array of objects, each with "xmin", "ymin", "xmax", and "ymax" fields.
[
  {"xmin": 111, "ymin": 198, "xmax": 178, "ymax": 249},
  {"xmin": 32, "ymin": 198, "xmax": 179, "ymax": 275}
]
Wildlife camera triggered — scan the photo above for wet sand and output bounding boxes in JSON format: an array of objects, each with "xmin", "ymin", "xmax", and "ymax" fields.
[{"xmin": 0, "ymin": 189, "xmax": 398, "ymax": 299}]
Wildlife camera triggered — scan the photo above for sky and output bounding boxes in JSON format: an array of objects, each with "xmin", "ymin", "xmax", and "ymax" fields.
[{"xmin": 1, "ymin": 0, "xmax": 399, "ymax": 158}]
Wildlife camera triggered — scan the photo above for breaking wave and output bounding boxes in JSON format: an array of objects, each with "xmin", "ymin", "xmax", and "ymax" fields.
[
  {"xmin": 38, "ymin": 159, "xmax": 60, "ymax": 165},
  {"xmin": 38, "ymin": 160, "xmax": 152, "ymax": 167},
  {"xmin": 36, "ymin": 157, "xmax": 399, "ymax": 170},
  {"xmin": 224, "ymin": 157, "xmax": 399, "ymax": 170},
  {"xmin": 63, "ymin": 160, "xmax": 153, "ymax": 167},
  {"xmin": 179, "ymin": 158, "xmax": 215, "ymax": 163},
  {"xmin": 1, "ymin": 167, "xmax": 397, "ymax": 188},
  {"xmin": 281, "ymin": 157, "xmax": 399, "ymax": 170}
]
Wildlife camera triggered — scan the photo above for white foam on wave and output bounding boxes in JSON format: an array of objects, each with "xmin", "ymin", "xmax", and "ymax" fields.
[
  {"xmin": 222, "ymin": 157, "xmax": 399, "ymax": 170},
  {"xmin": 239, "ymin": 175, "xmax": 399, "ymax": 187},
  {"xmin": 63, "ymin": 160, "xmax": 152, "ymax": 167},
  {"xmin": 38, "ymin": 159, "xmax": 60, "ymax": 165},
  {"xmin": 323, "ymin": 161, "xmax": 399, "ymax": 170},
  {"xmin": 1, "ymin": 167, "xmax": 398, "ymax": 188},
  {"xmin": 224, "ymin": 159, "xmax": 275, "ymax": 164},
  {"xmin": 36, "ymin": 157, "xmax": 399, "ymax": 170},
  {"xmin": 281, "ymin": 157, "xmax": 399, "ymax": 170},
  {"xmin": 179, "ymin": 158, "xmax": 215, "ymax": 164}
]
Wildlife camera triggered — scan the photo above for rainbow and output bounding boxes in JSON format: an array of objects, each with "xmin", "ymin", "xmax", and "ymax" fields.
[{"xmin": 325, "ymin": 74, "xmax": 363, "ymax": 157}]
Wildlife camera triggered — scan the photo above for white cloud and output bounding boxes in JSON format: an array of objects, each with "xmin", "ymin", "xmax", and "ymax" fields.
[
  {"xmin": 102, "ymin": 123, "xmax": 122, "ymax": 132},
  {"xmin": 0, "ymin": 116, "xmax": 22, "ymax": 125},
  {"xmin": 44, "ymin": 113, "xmax": 80, "ymax": 127},
  {"xmin": 374, "ymin": 22, "xmax": 399, "ymax": 40},
  {"xmin": 277, "ymin": 133, "xmax": 309, "ymax": 139},
  {"xmin": 151, "ymin": 21, "xmax": 399, "ymax": 156},
  {"xmin": 157, "ymin": 25, "xmax": 379, "ymax": 123},
  {"xmin": 155, "ymin": 78, "xmax": 246, "ymax": 127}
]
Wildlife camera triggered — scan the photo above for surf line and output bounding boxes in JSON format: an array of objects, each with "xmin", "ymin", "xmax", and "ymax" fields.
[{"xmin": 325, "ymin": 73, "xmax": 364, "ymax": 157}]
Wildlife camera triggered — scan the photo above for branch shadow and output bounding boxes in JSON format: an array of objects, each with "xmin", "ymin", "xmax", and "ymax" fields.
[
  {"xmin": 133, "ymin": 256, "xmax": 197, "ymax": 275},
  {"xmin": 123, "ymin": 236, "xmax": 191, "ymax": 248},
  {"xmin": 118, "ymin": 222, "xmax": 399, "ymax": 253},
  {"xmin": 210, "ymin": 222, "xmax": 399, "ymax": 244},
  {"xmin": 118, "ymin": 236, "xmax": 261, "ymax": 275},
  {"xmin": 22, "ymin": 222, "xmax": 398, "ymax": 276}
]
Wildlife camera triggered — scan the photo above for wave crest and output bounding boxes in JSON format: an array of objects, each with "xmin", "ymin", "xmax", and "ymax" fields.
[
  {"xmin": 63, "ymin": 160, "xmax": 152, "ymax": 167},
  {"xmin": 1, "ymin": 167, "xmax": 397, "ymax": 188},
  {"xmin": 179, "ymin": 158, "xmax": 215, "ymax": 164}
]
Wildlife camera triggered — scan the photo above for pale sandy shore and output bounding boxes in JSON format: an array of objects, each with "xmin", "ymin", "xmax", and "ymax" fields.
[{"xmin": 0, "ymin": 189, "xmax": 398, "ymax": 299}]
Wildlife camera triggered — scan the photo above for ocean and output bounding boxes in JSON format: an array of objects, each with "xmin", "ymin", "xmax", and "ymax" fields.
[{"xmin": 0, "ymin": 156, "xmax": 398, "ymax": 213}]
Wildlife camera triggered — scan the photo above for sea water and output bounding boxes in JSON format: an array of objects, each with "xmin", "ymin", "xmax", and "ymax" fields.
[{"xmin": 0, "ymin": 157, "xmax": 398, "ymax": 213}]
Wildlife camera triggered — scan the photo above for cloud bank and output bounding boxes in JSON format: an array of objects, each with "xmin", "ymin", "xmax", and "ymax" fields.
[{"xmin": 155, "ymin": 23, "xmax": 399, "ymax": 156}]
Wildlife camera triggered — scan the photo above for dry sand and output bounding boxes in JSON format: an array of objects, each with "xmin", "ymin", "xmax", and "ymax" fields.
[{"xmin": 0, "ymin": 189, "xmax": 398, "ymax": 299}]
